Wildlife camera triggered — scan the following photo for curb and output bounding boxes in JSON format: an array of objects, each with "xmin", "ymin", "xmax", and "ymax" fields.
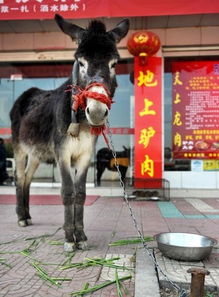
[{"xmin": 135, "ymin": 248, "xmax": 160, "ymax": 297}]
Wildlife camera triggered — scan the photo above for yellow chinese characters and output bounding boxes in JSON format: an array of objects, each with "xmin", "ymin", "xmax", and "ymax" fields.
[
  {"xmin": 139, "ymin": 99, "xmax": 156, "ymax": 116},
  {"xmin": 137, "ymin": 70, "xmax": 158, "ymax": 87},
  {"xmin": 139, "ymin": 127, "xmax": 156, "ymax": 148},
  {"xmin": 173, "ymin": 111, "xmax": 182, "ymax": 126},
  {"xmin": 141, "ymin": 155, "xmax": 154, "ymax": 177},
  {"xmin": 174, "ymin": 93, "xmax": 181, "ymax": 104},
  {"xmin": 174, "ymin": 132, "xmax": 182, "ymax": 147},
  {"xmin": 173, "ymin": 71, "xmax": 183, "ymax": 85},
  {"xmin": 134, "ymin": 34, "xmax": 148, "ymax": 43}
]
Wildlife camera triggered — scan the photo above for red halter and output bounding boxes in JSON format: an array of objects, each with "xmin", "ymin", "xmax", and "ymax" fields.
[
  {"xmin": 71, "ymin": 82, "xmax": 113, "ymax": 112},
  {"xmin": 66, "ymin": 82, "xmax": 113, "ymax": 146}
]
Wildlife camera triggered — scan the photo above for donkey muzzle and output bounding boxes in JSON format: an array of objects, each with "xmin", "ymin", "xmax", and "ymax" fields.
[{"xmin": 85, "ymin": 85, "xmax": 109, "ymax": 126}]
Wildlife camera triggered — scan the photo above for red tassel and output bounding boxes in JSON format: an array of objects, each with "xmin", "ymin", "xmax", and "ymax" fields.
[
  {"xmin": 90, "ymin": 126, "xmax": 111, "ymax": 149},
  {"xmin": 90, "ymin": 126, "xmax": 105, "ymax": 135}
]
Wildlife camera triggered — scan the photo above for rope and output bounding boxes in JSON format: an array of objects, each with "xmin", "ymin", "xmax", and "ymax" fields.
[
  {"xmin": 68, "ymin": 82, "xmax": 113, "ymax": 112},
  {"xmin": 106, "ymin": 120, "xmax": 188, "ymax": 297}
]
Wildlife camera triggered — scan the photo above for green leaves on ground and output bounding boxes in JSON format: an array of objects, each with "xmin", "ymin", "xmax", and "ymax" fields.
[
  {"xmin": 25, "ymin": 227, "xmax": 62, "ymax": 241},
  {"xmin": 70, "ymin": 275, "xmax": 132, "ymax": 296},
  {"xmin": 0, "ymin": 231, "xmax": 139, "ymax": 296},
  {"xmin": 60, "ymin": 256, "xmax": 132, "ymax": 271},
  {"xmin": 31, "ymin": 262, "xmax": 71, "ymax": 288},
  {"xmin": 0, "ymin": 257, "xmax": 11, "ymax": 268},
  {"xmin": 109, "ymin": 236, "xmax": 153, "ymax": 246}
]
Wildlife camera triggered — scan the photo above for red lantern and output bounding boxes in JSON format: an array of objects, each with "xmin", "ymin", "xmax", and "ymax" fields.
[{"xmin": 127, "ymin": 31, "xmax": 161, "ymax": 58}]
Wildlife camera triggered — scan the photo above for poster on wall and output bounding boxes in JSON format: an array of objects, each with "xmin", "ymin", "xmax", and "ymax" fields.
[
  {"xmin": 134, "ymin": 56, "xmax": 162, "ymax": 188},
  {"xmin": 172, "ymin": 61, "xmax": 219, "ymax": 159}
]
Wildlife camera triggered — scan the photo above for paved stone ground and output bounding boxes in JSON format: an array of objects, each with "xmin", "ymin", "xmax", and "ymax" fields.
[
  {"xmin": 155, "ymin": 249, "xmax": 219, "ymax": 292},
  {"xmin": 0, "ymin": 198, "xmax": 137, "ymax": 297},
  {"xmin": 0, "ymin": 192, "xmax": 219, "ymax": 296}
]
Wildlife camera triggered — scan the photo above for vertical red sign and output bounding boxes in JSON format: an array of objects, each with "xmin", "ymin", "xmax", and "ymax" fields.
[{"xmin": 134, "ymin": 56, "xmax": 162, "ymax": 188}]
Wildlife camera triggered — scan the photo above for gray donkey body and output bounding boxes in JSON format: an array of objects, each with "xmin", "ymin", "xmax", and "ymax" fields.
[{"xmin": 10, "ymin": 14, "xmax": 129, "ymax": 251}]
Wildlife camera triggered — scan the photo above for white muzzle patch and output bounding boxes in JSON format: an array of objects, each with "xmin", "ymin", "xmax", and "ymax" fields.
[{"xmin": 85, "ymin": 85, "xmax": 109, "ymax": 126}]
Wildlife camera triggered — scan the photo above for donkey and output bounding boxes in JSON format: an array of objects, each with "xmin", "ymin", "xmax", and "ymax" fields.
[
  {"xmin": 10, "ymin": 14, "xmax": 129, "ymax": 252},
  {"xmin": 96, "ymin": 146, "xmax": 130, "ymax": 186}
]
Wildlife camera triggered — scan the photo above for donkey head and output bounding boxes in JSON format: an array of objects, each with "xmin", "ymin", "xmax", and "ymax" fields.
[{"xmin": 55, "ymin": 14, "xmax": 129, "ymax": 127}]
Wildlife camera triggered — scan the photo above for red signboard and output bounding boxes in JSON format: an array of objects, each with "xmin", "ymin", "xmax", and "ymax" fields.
[
  {"xmin": 0, "ymin": 0, "xmax": 219, "ymax": 20},
  {"xmin": 172, "ymin": 61, "xmax": 219, "ymax": 159},
  {"xmin": 134, "ymin": 56, "xmax": 162, "ymax": 188}
]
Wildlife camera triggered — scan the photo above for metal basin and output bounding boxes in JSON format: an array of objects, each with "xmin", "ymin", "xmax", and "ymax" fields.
[{"xmin": 154, "ymin": 232, "xmax": 217, "ymax": 261}]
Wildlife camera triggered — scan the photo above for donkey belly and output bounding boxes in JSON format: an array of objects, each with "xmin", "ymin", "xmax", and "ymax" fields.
[{"xmin": 21, "ymin": 142, "xmax": 55, "ymax": 163}]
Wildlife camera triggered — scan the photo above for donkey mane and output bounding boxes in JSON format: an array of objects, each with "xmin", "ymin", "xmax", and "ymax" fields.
[
  {"xmin": 77, "ymin": 21, "xmax": 117, "ymax": 59},
  {"xmin": 87, "ymin": 20, "xmax": 107, "ymax": 34}
]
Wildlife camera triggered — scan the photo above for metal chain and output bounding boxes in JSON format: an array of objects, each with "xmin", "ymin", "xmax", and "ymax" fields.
[{"xmin": 106, "ymin": 121, "xmax": 188, "ymax": 297}]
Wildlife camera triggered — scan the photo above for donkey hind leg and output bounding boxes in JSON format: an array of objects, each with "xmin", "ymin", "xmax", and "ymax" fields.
[
  {"xmin": 15, "ymin": 150, "xmax": 39, "ymax": 227},
  {"xmin": 59, "ymin": 157, "xmax": 76, "ymax": 252},
  {"xmin": 23, "ymin": 155, "xmax": 40, "ymax": 226},
  {"xmin": 74, "ymin": 156, "xmax": 90, "ymax": 250}
]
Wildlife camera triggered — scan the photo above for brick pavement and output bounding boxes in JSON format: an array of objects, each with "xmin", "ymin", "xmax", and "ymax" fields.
[
  {"xmin": 156, "ymin": 249, "xmax": 219, "ymax": 291},
  {"xmin": 0, "ymin": 193, "xmax": 219, "ymax": 296},
  {"xmin": 0, "ymin": 197, "xmax": 138, "ymax": 297}
]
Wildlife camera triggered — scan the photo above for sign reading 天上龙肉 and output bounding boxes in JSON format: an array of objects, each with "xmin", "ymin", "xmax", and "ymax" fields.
[
  {"xmin": 134, "ymin": 56, "xmax": 162, "ymax": 188},
  {"xmin": 172, "ymin": 61, "xmax": 219, "ymax": 159}
]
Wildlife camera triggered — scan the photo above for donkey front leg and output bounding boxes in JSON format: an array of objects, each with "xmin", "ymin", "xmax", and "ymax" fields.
[
  {"xmin": 59, "ymin": 158, "xmax": 76, "ymax": 252},
  {"xmin": 74, "ymin": 156, "xmax": 90, "ymax": 250}
]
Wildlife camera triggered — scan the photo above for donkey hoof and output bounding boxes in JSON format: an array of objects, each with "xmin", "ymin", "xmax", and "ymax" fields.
[
  {"xmin": 77, "ymin": 241, "xmax": 88, "ymax": 250},
  {"xmin": 64, "ymin": 241, "xmax": 76, "ymax": 252},
  {"xmin": 27, "ymin": 219, "xmax": 33, "ymax": 226},
  {"xmin": 18, "ymin": 220, "xmax": 27, "ymax": 227}
]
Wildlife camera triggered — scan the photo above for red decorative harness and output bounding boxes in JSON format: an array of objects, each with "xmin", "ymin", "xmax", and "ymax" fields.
[
  {"xmin": 71, "ymin": 82, "xmax": 113, "ymax": 112},
  {"xmin": 66, "ymin": 82, "xmax": 114, "ymax": 146}
]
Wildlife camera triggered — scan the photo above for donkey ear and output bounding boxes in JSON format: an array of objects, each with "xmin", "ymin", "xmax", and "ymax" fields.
[
  {"xmin": 109, "ymin": 19, "xmax": 130, "ymax": 43},
  {"xmin": 55, "ymin": 14, "xmax": 85, "ymax": 42}
]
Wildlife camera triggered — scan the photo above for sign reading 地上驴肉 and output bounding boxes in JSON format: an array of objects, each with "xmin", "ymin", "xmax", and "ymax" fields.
[
  {"xmin": 172, "ymin": 61, "xmax": 219, "ymax": 159},
  {"xmin": 134, "ymin": 56, "xmax": 162, "ymax": 188}
]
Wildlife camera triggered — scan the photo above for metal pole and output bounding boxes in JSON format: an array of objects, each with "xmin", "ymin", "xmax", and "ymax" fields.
[{"xmin": 187, "ymin": 267, "xmax": 210, "ymax": 297}]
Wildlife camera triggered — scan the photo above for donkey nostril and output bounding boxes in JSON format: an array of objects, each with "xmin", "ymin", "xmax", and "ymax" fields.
[
  {"xmin": 86, "ymin": 107, "xmax": 90, "ymax": 114},
  {"xmin": 104, "ymin": 109, "xmax": 108, "ymax": 117}
]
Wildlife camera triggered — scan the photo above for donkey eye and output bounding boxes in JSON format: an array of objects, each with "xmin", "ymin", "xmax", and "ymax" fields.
[
  {"xmin": 79, "ymin": 61, "xmax": 85, "ymax": 67},
  {"xmin": 111, "ymin": 62, "xmax": 117, "ymax": 68}
]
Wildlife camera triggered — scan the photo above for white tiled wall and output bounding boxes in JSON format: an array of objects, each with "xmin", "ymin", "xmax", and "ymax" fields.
[{"xmin": 164, "ymin": 171, "xmax": 219, "ymax": 189}]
